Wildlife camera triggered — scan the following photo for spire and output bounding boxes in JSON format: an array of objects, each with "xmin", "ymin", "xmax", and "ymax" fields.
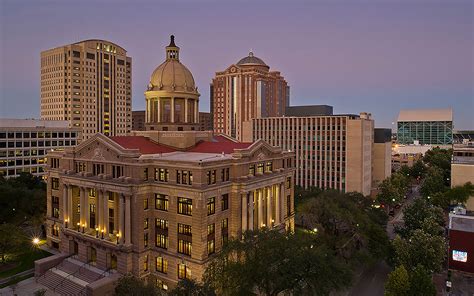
[
  {"xmin": 166, "ymin": 35, "xmax": 179, "ymax": 61},
  {"xmin": 249, "ymin": 49, "xmax": 254, "ymax": 57}
]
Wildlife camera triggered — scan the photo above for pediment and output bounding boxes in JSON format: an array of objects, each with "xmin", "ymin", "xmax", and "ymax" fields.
[
  {"xmin": 232, "ymin": 139, "xmax": 282, "ymax": 160},
  {"xmin": 73, "ymin": 134, "xmax": 137, "ymax": 161}
]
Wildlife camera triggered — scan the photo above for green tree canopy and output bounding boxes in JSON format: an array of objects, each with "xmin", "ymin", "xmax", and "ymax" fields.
[
  {"xmin": 409, "ymin": 265, "xmax": 436, "ymax": 296},
  {"xmin": 114, "ymin": 274, "xmax": 164, "ymax": 296},
  {"xmin": 384, "ymin": 265, "xmax": 410, "ymax": 296},
  {"xmin": 0, "ymin": 224, "xmax": 27, "ymax": 263},
  {"xmin": 420, "ymin": 166, "xmax": 447, "ymax": 198}
]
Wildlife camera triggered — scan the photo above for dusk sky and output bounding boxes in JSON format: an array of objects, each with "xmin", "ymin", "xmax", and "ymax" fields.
[{"xmin": 1, "ymin": 0, "xmax": 472, "ymax": 129}]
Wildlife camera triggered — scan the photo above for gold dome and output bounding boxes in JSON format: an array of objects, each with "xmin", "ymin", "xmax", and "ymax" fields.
[{"xmin": 148, "ymin": 35, "xmax": 198, "ymax": 94}]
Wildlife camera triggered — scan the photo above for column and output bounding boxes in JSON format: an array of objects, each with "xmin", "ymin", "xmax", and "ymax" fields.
[
  {"xmin": 97, "ymin": 189, "xmax": 103, "ymax": 231},
  {"xmin": 68, "ymin": 186, "xmax": 73, "ymax": 228},
  {"xmin": 146, "ymin": 99, "xmax": 150, "ymax": 122},
  {"xmin": 171, "ymin": 97, "xmax": 175, "ymax": 123},
  {"xmin": 125, "ymin": 195, "xmax": 131, "ymax": 245},
  {"xmin": 275, "ymin": 184, "xmax": 280, "ymax": 224},
  {"xmin": 267, "ymin": 186, "xmax": 273, "ymax": 227},
  {"xmin": 79, "ymin": 187, "xmax": 85, "ymax": 225},
  {"xmin": 258, "ymin": 189, "xmax": 264, "ymax": 228},
  {"xmin": 119, "ymin": 194, "xmax": 125, "ymax": 244},
  {"xmin": 194, "ymin": 100, "xmax": 199, "ymax": 123},
  {"xmin": 103, "ymin": 191, "xmax": 109, "ymax": 235},
  {"xmin": 241, "ymin": 193, "xmax": 248, "ymax": 232},
  {"xmin": 85, "ymin": 188, "xmax": 90, "ymax": 229},
  {"xmin": 249, "ymin": 191, "xmax": 254, "ymax": 231},
  {"xmin": 184, "ymin": 98, "xmax": 189, "ymax": 123},
  {"xmin": 62, "ymin": 184, "xmax": 68, "ymax": 224},
  {"xmin": 156, "ymin": 99, "xmax": 160, "ymax": 123}
]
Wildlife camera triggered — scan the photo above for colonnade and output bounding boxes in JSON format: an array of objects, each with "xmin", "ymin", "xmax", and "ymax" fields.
[
  {"xmin": 241, "ymin": 183, "xmax": 285, "ymax": 231},
  {"xmin": 146, "ymin": 97, "xmax": 199, "ymax": 124},
  {"xmin": 62, "ymin": 184, "xmax": 132, "ymax": 245}
]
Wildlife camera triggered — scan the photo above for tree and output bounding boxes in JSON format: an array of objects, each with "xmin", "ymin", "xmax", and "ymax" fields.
[
  {"xmin": 393, "ymin": 229, "xmax": 446, "ymax": 273},
  {"xmin": 377, "ymin": 172, "xmax": 409, "ymax": 207},
  {"xmin": 0, "ymin": 224, "xmax": 26, "ymax": 263},
  {"xmin": 114, "ymin": 274, "xmax": 164, "ymax": 296},
  {"xmin": 409, "ymin": 159, "xmax": 426, "ymax": 179},
  {"xmin": 203, "ymin": 229, "xmax": 351, "ymax": 296},
  {"xmin": 409, "ymin": 265, "xmax": 436, "ymax": 296},
  {"xmin": 168, "ymin": 278, "xmax": 215, "ymax": 296},
  {"xmin": 431, "ymin": 182, "xmax": 474, "ymax": 209},
  {"xmin": 398, "ymin": 198, "xmax": 444, "ymax": 238},
  {"xmin": 384, "ymin": 265, "xmax": 410, "ymax": 296},
  {"xmin": 420, "ymin": 167, "xmax": 447, "ymax": 198}
]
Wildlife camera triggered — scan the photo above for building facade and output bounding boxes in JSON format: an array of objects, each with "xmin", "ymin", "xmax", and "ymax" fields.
[
  {"xmin": 38, "ymin": 36, "xmax": 295, "ymax": 294},
  {"xmin": 132, "ymin": 111, "xmax": 146, "ymax": 131},
  {"xmin": 40, "ymin": 40, "xmax": 132, "ymax": 140},
  {"xmin": 397, "ymin": 108, "xmax": 453, "ymax": 145},
  {"xmin": 199, "ymin": 112, "xmax": 213, "ymax": 131},
  {"xmin": 211, "ymin": 51, "xmax": 289, "ymax": 141},
  {"xmin": 243, "ymin": 112, "xmax": 374, "ymax": 196},
  {"xmin": 0, "ymin": 119, "xmax": 80, "ymax": 178},
  {"xmin": 372, "ymin": 128, "xmax": 392, "ymax": 188},
  {"xmin": 448, "ymin": 213, "xmax": 474, "ymax": 275},
  {"xmin": 451, "ymin": 143, "xmax": 474, "ymax": 211}
]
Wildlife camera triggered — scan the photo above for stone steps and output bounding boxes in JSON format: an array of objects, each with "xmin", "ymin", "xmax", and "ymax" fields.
[{"xmin": 37, "ymin": 270, "xmax": 86, "ymax": 296}]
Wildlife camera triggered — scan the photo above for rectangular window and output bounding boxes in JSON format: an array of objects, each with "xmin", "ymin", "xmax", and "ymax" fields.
[
  {"xmin": 207, "ymin": 223, "xmax": 215, "ymax": 235},
  {"xmin": 156, "ymin": 234, "xmax": 168, "ymax": 249},
  {"xmin": 178, "ymin": 223, "xmax": 192, "ymax": 236},
  {"xmin": 144, "ymin": 233, "xmax": 148, "ymax": 248},
  {"xmin": 287, "ymin": 195, "xmax": 292, "ymax": 216},
  {"xmin": 286, "ymin": 177, "xmax": 291, "ymax": 189},
  {"xmin": 221, "ymin": 167, "xmax": 230, "ymax": 181},
  {"xmin": 156, "ymin": 219, "xmax": 168, "ymax": 230},
  {"xmin": 155, "ymin": 194, "xmax": 169, "ymax": 211},
  {"xmin": 176, "ymin": 170, "xmax": 193, "ymax": 185},
  {"xmin": 52, "ymin": 196, "xmax": 60, "ymax": 218},
  {"xmin": 143, "ymin": 254, "xmax": 148, "ymax": 272},
  {"xmin": 144, "ymin": 198, "xmax": 149, "ymax": 210},
  {"xmin": 207, "ymin": 170, "xmax": 216, "ymax": 185},
  {"xmin": 265, "ymin": 161, "xmax": 273, "ymax": 173},
  {"xmin": 178, "ymin": 263, "xmax": 191, "ymax": 279},
  {"xmin": 257, "ymin": 163, "xmax": 264, "ymax": 174},
  {"xmin": 156, "ymin": 257, "xmax": 168, "ymax": 274},
  {"xmin": 207, "ymin": 239, "xmax": 215, "ymax": 255},
  {"xmin": 155, "ymin": 168, "xmax": 169, "ymax": 182},
  {"xmin": 143, "ymin": 168, "xmax": 148, "ymax": 181},
  {"xmin": 221, "ymin": 194, "xmax": 229, "ymax": 211},
  {"xmin": 178, "ymin": 239, "xmax": 192, "ymax": 256},
  {"xmin": 207, "ymin": 197, "xmax": 215, "ymax": 215},
  {"xmin": 249, "ymin": 164, "xmax": 255, "ymax": 176},
  {"xmin": 178, "ymin": 197, "xmax": 192, "ymax": 216},
  {"xmin": 51, "ymin": 177, "xmax": 59, "ymax": 190},
  {"xmin": 144, "ymin": 218, "xmax": 149, "ymax": 230}
]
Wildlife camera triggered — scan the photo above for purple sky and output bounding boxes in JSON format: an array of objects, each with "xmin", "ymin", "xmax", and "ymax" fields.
[{"xmin": 1, "ymin": 0, "xmax": 473, "ymax": 129}]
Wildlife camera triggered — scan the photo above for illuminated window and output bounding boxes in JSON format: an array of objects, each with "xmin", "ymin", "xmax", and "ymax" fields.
[
  {"xmin": 221, "ymin": 194, "xmax": 229, "ymax": 211},
  {"xmin": 155, "ymin": 168, "xmax": 169, "ymax": 182},
  {"xmin": 155, "ymin": 194, "xmax": 169, "ymax": 211},
  {"xmin": 207, "ymin": 170, "xmax": 217, "ymax": 185},
  {"xmin": 177, "ymin": 263, "xmax": 191, "ymax": 279},
  {"xmin": 178, "ymin": 223, "xmax": 192, "ymax": 236},
  {"xmin": 178, "ymin": 239, "xmax": 192, "ymax": 256},
  {"xmin": 286, "ymin": 177, "xmax": 291, "ymax": 189},
  {"xmin": 207, "ymin": 239, "xmax": 215, "ymax": 255},
  {"xmin": 156, "ymin": 234, "xmax": 168, "ymax": 249},
  {"xmin": 51, "ymin": 177, "xmax": 59, "ymax": 190},
  {"xmin": 207, "ymin": 197, "xmax": 215, "ymax": 215},
  {"xmin": 143, "ymin": 254, "xmax": 148, "ymax": 272},
  {"xmin": 144, "ymin": 218, "xmax": 149, "ymax": 230},
  {"xmin": 143, "ymin": 198, "xmax": 149, "ymax": 210},
  {"xmin": 257, "ymin": 163, "xmax": 264, "ymax": 174},
  {"xmin": 178, "ymin": 197, "xmax": 192, "ymax": 216},
  {"xmin": 144, "ymin": 233, "xmax": 148, "ymax": 248},
  {"xmin": 249, "ymin": 164, "xmax": 255, "ymax": 176},
  {"xmin": 265, "ymin": 161, "xmax": 273, "ymax": 173},
  {"xmin": 156, "ymin": 257, "xmax": 168, "ymax": 274},
  {"xmin": 177, "ymin": 170, "xmax": 193, "ymax": 185}
]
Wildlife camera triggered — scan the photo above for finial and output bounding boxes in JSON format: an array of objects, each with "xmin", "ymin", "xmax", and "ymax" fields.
[
  {"xmin": 169, "ymin": 35, "xmax": 177, "ymax": 47},
  {"xmin": 249, "ymin": 49, "xmax": 254, "ymax": 57}
]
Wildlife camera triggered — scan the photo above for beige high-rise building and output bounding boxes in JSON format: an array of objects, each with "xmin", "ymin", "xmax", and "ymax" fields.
[
  {"xmin": 243, "ymin": 112, "xmax": 375, "ymax": 196},
  {"xmin": 211, "ymin": 52, "xmax": 289, "ymax": 141},
  {"xmin": 40, "ymin": 40, "xmax": 132, "ymax": 140},
  {"xmin": 372, "ymin": 128, "xmax": 392, "ymax": 188},
  {"xmin": 451, "ymin": 143, "xmax": 474, "ymax": 210}
]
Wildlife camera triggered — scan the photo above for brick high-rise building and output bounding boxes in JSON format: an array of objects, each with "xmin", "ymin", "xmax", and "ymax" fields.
[
  {"xmin": 132, "ymin": 111, "xmax": 146, "ymax": 131},
  {"xmin": 40, "ymin": 40, "xmax": 132, "ymax": 140},
  {"xmin": 211, "ymin": 51, "xmax": 289, "ymax": 141}
]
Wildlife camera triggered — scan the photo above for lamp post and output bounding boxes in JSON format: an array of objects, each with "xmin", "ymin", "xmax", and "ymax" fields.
[
  {"xmin": 95, "ymin": 227, "xmax": 99, "ymax": 238},
  {"xmin": 101, "ymin": 229, "xmax": 104, "ymax": 239},
  {"xmin": 32, "ymin": 237, "xmax": 40, "ymax": 248},
  {"xmin": 77, "ymin": 222, "xmax": 80, "ymax": 232},
  {"xmin": 81, "ymin": 224, "xmax": 85, "ymax": 233},
  {"xmin": 65, "ymin": 218, "xmax": 68, "ymax": 228},
  {"xmin": 116, "ymin": 233, "xmax": 120, "ymax": 244}
]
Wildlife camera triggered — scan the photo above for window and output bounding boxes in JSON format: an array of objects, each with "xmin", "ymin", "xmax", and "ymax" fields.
[
  {"xmin": 207, "ymin": 197, "xmax": 215, "ymax": 215},
  {"xmin": 207, "ymin": 239, "xmax": 215, "ymax": 255},
  {"xmin": 93, "ymin": 164, "xmax": 104, "ymax": 175},
  {"xmin": 265, "ymin": 161, "xmax": 273, "ymax": 173},
  {"xmin": 51, "ymin": 178, "xmax": 59, "ymax": 190},
  {"xmin": 156, "ymin": 218, "xmax": 168, "ymax": 230},
  {"xmin": 249, "ymin": 164, "xmax": 255, "ymax": 176},
  {"xmin": 178, "ymin": 239, "xmax": 192, "ymax": 256},
  {"xmin": 155, "ymin": 194, "xmax": 169, "ymax": 211},
  {"xmin": 156, "ymin": 234, "xmax": 168, "ymax": 249},
  {"xmin": 178, "ymin": 223, "xmax": 192, "ymax": 236},
  {"xmin": 221, "ymin": 218, "xmax": 229, "ymax": 245},
  {"xmin": 206, "ymin": 170, "xmax": 216, "ymax": 185},
  {"xmin": 286, "ymin": 177, "xmax": 291, "ymax": 189},
  {"xmin": 144, "ymin": 218, "xmax": 149, "ymax": 230},
  {"xmin": 52, "ymin": 196, "xmax": 60, "ymax": 218},
  {"xmin": 143, "ymin": 168, "xmax": 148, "ymax": 181},
  {"xmin": 156, "ymin": 257, "xmax": 168, "ymax": 274},
  {"xmin": 143, "ymin": 255, "xmax": 148, "ymax": 272},
  {"xmin": 112, "ymin": 165, "xmax": 123, "ymax": 178},
  {"xmin": 144, "ymin": 198, "xmax": 149, "ymax": 210},
  {"xmin": 257, "ymin": 163, "xmax": 264, "ymax": 174},
  {"xmin": 50, "ymin": 158, "xmax": 59, "ymax": 168},
  {"xmin": 155, "ymin": 168, "xmax": 169, "ymax": 182},
  {"xmin": 144, "ymin": 233, "xmax": 149, "ymax": 248},
  {"xmin": 178, "ymin": 263, "xmax": 191, "ymax": 279},
  {"xmin": 177, "ymin": 170, "xmax": 193, "ymax": 185},
  {"xmin": 221, "ymin": 167, "xmax": 230, "ymax": 181},
  {"xmin": 221, "ymin": 194, "xmax": 229, "ymax": 211},
  {"xmin": 178, "ymin": 197, "xmax": 192, "ymax": 216},
  {"xmin": 52, "ymin": 224, "xmax": 60, "ymax": 237},
  {"xmin": 75, "ymin": 162, "xmax": 86, "ymax": 173}
]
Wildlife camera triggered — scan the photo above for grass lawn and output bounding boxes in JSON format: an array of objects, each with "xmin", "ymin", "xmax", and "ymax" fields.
[
  {"xmin": 0, "ymin": 273, "xmax": 33, "ymax": 289},
  {"xmin": 0, "ymin": 240, "xmax": 52, "ymax": 279}
]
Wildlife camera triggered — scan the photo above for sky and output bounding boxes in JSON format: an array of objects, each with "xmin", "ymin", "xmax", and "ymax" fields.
[{"xmin": 0, "ymin": 0, "xmax": 473, "ymax": 129}]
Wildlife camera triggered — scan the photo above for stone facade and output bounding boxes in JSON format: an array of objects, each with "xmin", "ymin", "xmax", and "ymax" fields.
[{"xmin": 45, "ymin": 133, "xmax": 295, "ymax": 290}]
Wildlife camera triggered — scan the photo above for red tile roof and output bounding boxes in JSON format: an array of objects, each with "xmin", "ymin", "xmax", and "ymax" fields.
[
  {"xmin": 109, "ymin": 135, "xmax": 253, "ymax": 155},
  {"xmin": 109, "ymin": 136, "xmax": 175, "ymax": 154}
]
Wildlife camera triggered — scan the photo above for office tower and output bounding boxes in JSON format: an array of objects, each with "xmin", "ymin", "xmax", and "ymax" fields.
[
  {"xmin": 372, "ymin": 128, "xmax": 392, "ymax": 188},
  {"xmin": 199, "ymin": 112, "xmax": 213, "ymax": 131},
  {"xmin": 132, "ymin": 110, "xmax": 146, "ymax": 131},
  {"xmin": 397, "ymin": 108, "xmax": 453, "ymax": 146},
  {"xmin": 211, "ymin": 51, "xmax": 289, "ymax": 141},
  {"xmin": 0, "ymin": 118, "xmax": 80, "ymax": 178},
  {"xmin": 40, "ymin": 40, "xmax": 132, "ymax": 140},
  {"xmin": 451, "ymin": 142, "xmax": 474, "ymax": 210},
  {"xmin": 37, "ymin": 36, "xmax": 295, "ymax": 293},
  {"xmin": 243, "ymin": 112, "xmax": 374, "ymax": 196}
]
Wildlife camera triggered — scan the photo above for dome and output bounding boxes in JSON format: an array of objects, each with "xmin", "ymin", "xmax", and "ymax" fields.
[
  {"xmin": 148, "ymin": 35, "xmax": 198, "ymax": 94},
  {"xmin": 236, "ymin": 51, "xmax": 268, "ymax": 67}
]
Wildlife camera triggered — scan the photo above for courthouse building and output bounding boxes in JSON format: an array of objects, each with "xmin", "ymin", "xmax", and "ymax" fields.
[{"xmin": 37, "ymin": 36, "xmax": 295, "ymax": 295}]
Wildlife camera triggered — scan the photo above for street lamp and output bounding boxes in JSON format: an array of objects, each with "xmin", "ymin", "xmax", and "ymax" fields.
[
  {"xmin": 116, "ymin": 233, "xmax": 120, "ymax": 244},
  {"xmin": 95, "ymin": 227, "xmax": 99, "ymax": 238},
  {"xmin": 76, "ymin": 222, "xmax": 80, "ymax": 232},
  {"xmin": 81, "ymin": 224, "xmax": 85, "ymax": 233},
  {"xmin": 32, "ymin": 237, "xmax": 40, "ymax": 247},
  {"xmin": 101, "ymin": 229, "xmax": 104, "ymax": 239}
]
